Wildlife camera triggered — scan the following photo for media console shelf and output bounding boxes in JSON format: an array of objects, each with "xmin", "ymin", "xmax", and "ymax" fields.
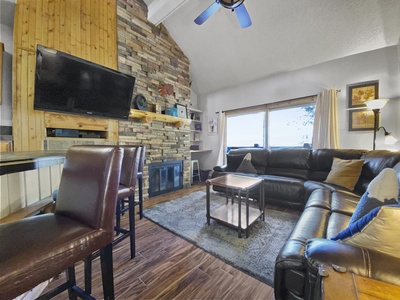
[{"xmin": 129, "ymin": 109, "xmax": 191, "ymax": 127}]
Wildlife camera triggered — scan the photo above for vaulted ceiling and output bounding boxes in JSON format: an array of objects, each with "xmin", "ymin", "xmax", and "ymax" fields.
[{"xmin": 145, "ymin": 0, "xmax": 400, "ymax": 96}]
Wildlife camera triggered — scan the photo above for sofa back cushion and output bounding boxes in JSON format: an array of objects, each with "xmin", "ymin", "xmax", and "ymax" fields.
[
  {"xmin": 265, "ymin": 148, "xmax": 311, "ymax": 180},
  {"xmin": 226, "ymin": 148, "xmax": 269, "ymax": 174},
  {"xmin": 308, "ymin": 149, "xmax": 366, "ymax": 182},
  {"xmin": 354, "ymin": 150, "xmax": 400, "ymax": 194}
]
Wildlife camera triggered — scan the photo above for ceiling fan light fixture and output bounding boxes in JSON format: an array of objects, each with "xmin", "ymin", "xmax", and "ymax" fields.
[
  {"xmin": 194, "ymin": 0, "xmax": 252, "ymax": 28},
  {"xmin": 219, "ymin": 0, "xmax": 245, "ymax": 10}
]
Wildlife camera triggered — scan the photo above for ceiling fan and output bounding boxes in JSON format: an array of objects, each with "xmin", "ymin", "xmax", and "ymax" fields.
[{"xmin": 194, "ymin": 0, "xmax": 252, "ymax": 28}]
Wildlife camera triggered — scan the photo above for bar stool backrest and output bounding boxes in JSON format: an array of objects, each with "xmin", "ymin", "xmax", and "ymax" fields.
[{"xmin": 55, "ymin": 145, "xmax": 124, "ymax": 232}]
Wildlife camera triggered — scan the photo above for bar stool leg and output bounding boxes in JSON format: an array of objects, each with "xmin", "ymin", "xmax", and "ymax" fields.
[
  {"xmin": 100, "ymin": 243, "xmax": 115, "ymax": 300},
  {"xmin": 138, "ymin": 176, "xmax": 143, "ymax": 219},
  {"xmin": 128, "ymin": 194, "xmax": 136, "ymax": 259},
  {"xmin": 66, "ymin": 266, "xmax": 78, "ymax": 300}
]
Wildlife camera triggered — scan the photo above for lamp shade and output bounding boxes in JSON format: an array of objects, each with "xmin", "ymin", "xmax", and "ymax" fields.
[{"xmin": 365, "ymin": 99, "xmax": 389, "ymax": 110}]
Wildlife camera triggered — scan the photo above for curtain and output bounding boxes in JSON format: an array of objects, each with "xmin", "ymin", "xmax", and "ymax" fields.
[
  {"xmin": 216, "ymin": 112, "xmax": 227, "ymax": 165},
  {"xmin": 312, "ymin": 88, "xmax": 339, "ymax": 149}
]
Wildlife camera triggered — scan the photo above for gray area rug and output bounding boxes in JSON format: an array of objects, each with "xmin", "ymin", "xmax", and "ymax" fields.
[{"xmin": 143, "ymin": 190, "xmax": 300, "ymax": 286}]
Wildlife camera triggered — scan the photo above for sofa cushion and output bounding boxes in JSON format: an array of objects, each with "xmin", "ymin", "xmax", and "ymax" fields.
[
  {"xmin": 324, "ymin": 157, "xmax": 364, "ymax": 190},
  {"xmin": 227, "ymin": 148, "xmax": 269, "ymax": 174},
  {"xmin": 332, "ymin": 205, "xmax": 400, "ymax": 259},
  {"xmin": 226, "ymin": 153, "xmax": 247, "ymax": 172},
  {"xmin": 308, "ymin": 149, "xmax": 365, "ymax": 181},
  {"xmin": 350, "ymin": 168, "xmax": 399, "ymax": 223},
  {"xmin": 236, "ymin": 153, "xmax": 257, "ymax": 174},
  {"xmin": 259, "ymin": 175, "xmax": 305, "ymax": 209},
  {"xmin": 265, "ymin": 148, "xmax": 311, "ymax": 180}
]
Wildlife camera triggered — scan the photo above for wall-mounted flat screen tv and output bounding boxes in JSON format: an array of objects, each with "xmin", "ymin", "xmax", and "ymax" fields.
[{"xmin": 34, "ymin": 45, "xmax": 136, "ymax": 120}]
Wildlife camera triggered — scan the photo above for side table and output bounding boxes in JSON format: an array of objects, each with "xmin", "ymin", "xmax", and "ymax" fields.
[{"xmin": 206, "ymin": 174, "xmax": 264, "ymax": 238}]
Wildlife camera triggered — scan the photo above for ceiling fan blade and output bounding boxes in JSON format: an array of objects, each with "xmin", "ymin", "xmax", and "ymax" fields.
[
  {"xmin": 234, "ymin": 4, "xmax": 252, "ymax": 28},
  {"xmin": 194, "ymin": 2, "xmax": 221, "ymax": 25}
]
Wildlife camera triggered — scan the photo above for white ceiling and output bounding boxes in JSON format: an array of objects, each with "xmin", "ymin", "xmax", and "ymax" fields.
[{"xmin": 147, "ymin": 0, "xmax": 400, "ymax": 96}]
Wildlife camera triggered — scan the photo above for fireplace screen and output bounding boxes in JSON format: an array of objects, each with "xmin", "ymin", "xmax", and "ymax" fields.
[{"xmin": 148, "ymin": 160, "xmax": 183, "ymax": 197}]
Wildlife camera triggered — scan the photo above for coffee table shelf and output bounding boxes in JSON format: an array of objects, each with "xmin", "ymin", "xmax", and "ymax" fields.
[{"xmin": 210, "ymin": 203, "xmax": 262, "ymax": 230}]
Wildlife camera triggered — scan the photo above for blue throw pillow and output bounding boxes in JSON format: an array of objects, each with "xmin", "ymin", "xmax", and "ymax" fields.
[
  {"xmin": 349, "ymin": 191, "xmax": 398, "ymax": 223},
  {"xmin": 332, "ymin": 205, "xmax": 400, "ymax": 259}
]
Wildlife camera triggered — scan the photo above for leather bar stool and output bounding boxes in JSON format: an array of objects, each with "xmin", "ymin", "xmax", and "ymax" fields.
[
  {"xmin": 114, "ymin": 146, "xmax": 142, "ymax": 259},
  {"xmin": 119, "ymin": 145, "xmax": 146, "ymax": 220},
  {"xmin": 85, "ymin": 146, "xmax": 142, "ymax": 294},
  {"xmin": 0, "ymin": 146, "xmax": 123, "ymax": 300}
]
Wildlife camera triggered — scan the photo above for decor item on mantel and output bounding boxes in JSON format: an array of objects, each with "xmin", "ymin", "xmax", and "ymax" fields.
[
  {"xmin": 176, "ymin": 103, "xmax": 188, "ymax": 119},
  {"xmin": 158, "ymin": 83, "xmax": 174, "ymax": 97},
  {"xmin": 134, "ymin": 94, "xmax": 148, "ymax": 111}
]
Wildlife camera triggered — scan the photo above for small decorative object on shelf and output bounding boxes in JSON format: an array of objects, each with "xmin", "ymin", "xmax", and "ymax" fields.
[
  {"xmin": 176, "ymin": 104, "xmax": 188, "ymax": 119},
  {"xmin": 158, "ymin": 83, "xmax": 174, "ymax": 97},
  {"xmin": 195, "ymin": 123, "xmax": 202, "ymax": 131},
  {"xmin": 134, "ymin": 94, "xmax": 148, "ymax": 111}
]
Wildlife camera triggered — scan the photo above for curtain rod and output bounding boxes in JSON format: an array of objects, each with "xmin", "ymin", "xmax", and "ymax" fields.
[{"xmin": 215, "ymin": 90, "xmax": 341, "ymax": 114}]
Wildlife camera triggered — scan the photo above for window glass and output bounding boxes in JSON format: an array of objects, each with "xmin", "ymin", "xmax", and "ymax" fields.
[
  {"xmin": 227, "ymin": 111, "xmax": 265, "ymax": 149},
  {"xmin": 268, "ymin": 104, "xmax": 315, "ymax": 148}
]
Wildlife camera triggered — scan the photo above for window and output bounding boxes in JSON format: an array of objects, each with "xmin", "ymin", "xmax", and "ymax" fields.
[
  {"xmin": 268, "ymin": 104, "xmax": 315, "ymax": 148},
  {"xmin": 227, "ymin": 111, "xmax": 266, "ymax": 149}
]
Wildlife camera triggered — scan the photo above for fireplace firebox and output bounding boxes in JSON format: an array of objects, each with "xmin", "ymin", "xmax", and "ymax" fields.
[{"xmin": 148, "ymin": 160, "xmax": 183, "ymax": 197}]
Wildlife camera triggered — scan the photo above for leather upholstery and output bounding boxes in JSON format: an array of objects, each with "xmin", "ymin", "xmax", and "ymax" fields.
[
  {"xmin": 212, "ymin": 148, "xmax": 400, "ymax": 300},
  {"xmin": 118, "ymin": 146, "xmax": 141, "ymax": 199},
  {"xmin": 0, "ymin": 146, "xmax": 123, "ymax": 300}
]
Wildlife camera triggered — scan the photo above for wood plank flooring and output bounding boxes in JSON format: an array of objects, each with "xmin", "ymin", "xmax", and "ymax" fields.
[{"xmin": 43, "ymin": 184, "xmax": 275, "ymax": 299}]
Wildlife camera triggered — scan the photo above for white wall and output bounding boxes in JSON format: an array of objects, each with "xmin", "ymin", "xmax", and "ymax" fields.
[
  {"xmin": 198, "ymin": 46, "xmax": 400, "ymax": 170},
  {"xmin": 0, "ymin": 0, "xmax": 15, "ymax": 127}
]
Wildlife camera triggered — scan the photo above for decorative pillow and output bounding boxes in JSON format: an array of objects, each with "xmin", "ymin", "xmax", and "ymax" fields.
[
  {"xmin": 324, "ymin": 157, "xmax": 364, "ymax": 190},
  {"xmin": 332, "ymin": 205, "xmax": 400, "ymax": 259},
  {"xmin": 227, "ymin": 153, "xmax": 246, "ymax": 171},
  {"xmin": 236, "ymin": 153, "xmax": 257, "ymax": 174},
  {"xmin": 349, "ymin": 168, "xmax": 399, "ymax": 223}
]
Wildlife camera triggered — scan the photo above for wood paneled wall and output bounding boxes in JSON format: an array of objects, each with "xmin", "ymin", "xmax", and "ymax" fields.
[{"xmin": 13, "ymin": 0, "xmax": 118, "ymax": 151}]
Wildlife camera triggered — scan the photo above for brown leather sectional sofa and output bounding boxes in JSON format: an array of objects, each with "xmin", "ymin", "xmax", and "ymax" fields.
[{"xmin": 212, "ymin": 148, "xmax": 400, "ymax": 300}]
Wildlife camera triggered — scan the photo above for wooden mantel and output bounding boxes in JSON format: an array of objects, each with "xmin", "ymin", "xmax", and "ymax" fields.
[{"xmin": 129, "ymin": 109, "xmax": 191, "ymax": 127}]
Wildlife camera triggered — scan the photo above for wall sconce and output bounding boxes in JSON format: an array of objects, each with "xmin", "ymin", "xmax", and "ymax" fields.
[{"xmin": 364, "ymin": 99, "xmax": 391, "ymax": 150}]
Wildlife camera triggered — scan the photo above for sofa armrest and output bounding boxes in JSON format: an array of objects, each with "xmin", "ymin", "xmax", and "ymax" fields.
[
  {"xmin": 213, "ymin": 165, "xmax": 228, "ymax": 172},
  {"xmin": 305, "ymin": 238, "xmax": 400, "ymax": 286}
]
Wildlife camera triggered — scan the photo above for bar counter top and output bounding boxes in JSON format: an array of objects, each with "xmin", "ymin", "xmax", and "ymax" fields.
[{"xmin": 0, "ymin": 150, "xmax": 67, "ymax": 175}]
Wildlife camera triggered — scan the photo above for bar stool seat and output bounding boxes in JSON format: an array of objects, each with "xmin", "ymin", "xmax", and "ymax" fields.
[{"xmin": 191, "ymin": 160, "xmax": 201, "ymax": 184}]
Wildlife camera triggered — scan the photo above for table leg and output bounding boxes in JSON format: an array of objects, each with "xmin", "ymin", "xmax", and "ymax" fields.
[
  {"xmin": 238, "ymin": 190, "xmax": 242, "ymax": 238},
  {"xmin": 225, "ymin": 187, "xmax": 228, "ymax": 204},
  {"xmin": 246, "ymin": 189, "xmax": 249, "ymax": 238},
  {"xmin": 231, "ymin": 188, "xmax": 234, "ymax": 204},
  {"xmin": 206, "ymin": 180, "xmax": 211, "ymax": 225},
  {"xmin": 262, "ymin": 182, "xmax": 265, "ymax": 221}
]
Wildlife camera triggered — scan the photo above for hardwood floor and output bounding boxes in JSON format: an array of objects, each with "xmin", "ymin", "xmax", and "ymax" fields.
[{"xmin": 44, "ymin": 184, "xmax": 275, "ymax": 299}]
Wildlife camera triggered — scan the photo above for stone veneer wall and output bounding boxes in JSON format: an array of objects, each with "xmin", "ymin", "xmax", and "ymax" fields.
[{"xmin": 117, "ymin": 0, "xmax": 192, "ymax": 200}]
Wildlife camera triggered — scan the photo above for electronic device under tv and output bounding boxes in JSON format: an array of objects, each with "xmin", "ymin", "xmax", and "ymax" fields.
[{"xmin": 34, "ymin": 45, "xmax": 136, "ymax": 120}]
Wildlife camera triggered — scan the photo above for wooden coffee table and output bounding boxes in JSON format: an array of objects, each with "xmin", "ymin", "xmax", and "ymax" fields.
[{"xmin": 206, "ymin": 174, "xmax": 265, "ymax": 238}]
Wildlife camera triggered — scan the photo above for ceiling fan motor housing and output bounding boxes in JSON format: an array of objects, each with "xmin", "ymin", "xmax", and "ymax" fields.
[{"xmin": 219, "ymin": 0, "xmax": 245, "ymax": 10}]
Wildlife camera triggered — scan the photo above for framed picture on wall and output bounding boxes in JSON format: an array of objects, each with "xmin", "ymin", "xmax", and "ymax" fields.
[
  {"xmin": 348, "ymin": 80, "xmax": 379, "ymax": 108},
  {"xmin": 349, "ymin": 109, "xmax": 375, "ymax": 131}
]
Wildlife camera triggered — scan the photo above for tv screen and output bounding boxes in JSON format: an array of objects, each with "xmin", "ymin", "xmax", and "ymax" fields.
[{"xmin": 34, "ymin": 45, "xmax": 135, "ymax": 120}]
